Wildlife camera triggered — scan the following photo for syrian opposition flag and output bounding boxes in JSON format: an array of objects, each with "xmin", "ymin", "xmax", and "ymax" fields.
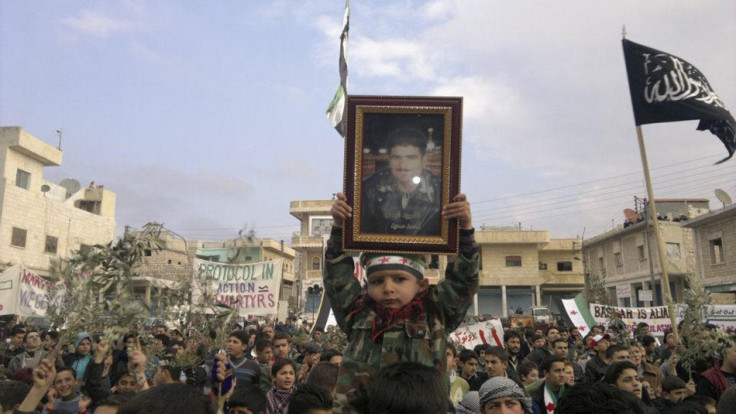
[
  {"xmin": 561, "ymin": 294, "xmax": 596, "ymax": 336},
  {"xmin": 326, "ymin": 0, "xmax": 350, "ymax": 137},
  {"xmin": 622, "ymin": 39, "xmax": 736, "ymax": 164}
]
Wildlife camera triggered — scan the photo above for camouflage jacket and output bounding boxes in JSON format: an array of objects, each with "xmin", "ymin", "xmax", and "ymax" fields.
[{"xmin": 324, "ymin": 227, "xmax": 479, "ymax": 413}]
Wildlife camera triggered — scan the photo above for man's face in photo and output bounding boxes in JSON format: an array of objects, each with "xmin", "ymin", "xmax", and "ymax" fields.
[{"xmin": 389, "ymin": 144, "xmax": 424, "ymax": 189}]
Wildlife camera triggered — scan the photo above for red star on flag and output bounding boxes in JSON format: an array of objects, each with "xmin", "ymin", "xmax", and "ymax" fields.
[
  {"xmin": 546, "ymin": 402, "xmax": 555, "ymax": 412},
  {"xmin": 399, "ymin": 258, "xmax": 409, "ymax": 264},
  {"xmin": 579, "ymin": 326, "xmax": 587, "ymax": 332},
  {"xmin": 570, "ymin": 310, "xmax": 578, "ymax": 315},
  {"xmin": 379, "ymin": 257, "xmax": 391, "ymax": 264}
]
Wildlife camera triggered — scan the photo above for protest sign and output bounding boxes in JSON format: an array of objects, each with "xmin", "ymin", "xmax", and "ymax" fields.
[
  {"xmin": 193, "ymin": 258, "xmax": 283, "ymax": 316},
  {"xmin": 451, "ymin": 319, "xmax": 504, "ymax": 349},
  {"xmin": 0, "ymin": 265, "xmax": 60, "ymax": 317}
]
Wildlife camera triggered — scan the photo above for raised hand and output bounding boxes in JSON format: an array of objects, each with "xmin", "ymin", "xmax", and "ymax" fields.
[
  {"xmin": 331, "ymin": 192, "xmax": 352, "ymax": 228},
  {"xmin": 442, "ymin": 193, "xmax": 472, "ymax": 230}
]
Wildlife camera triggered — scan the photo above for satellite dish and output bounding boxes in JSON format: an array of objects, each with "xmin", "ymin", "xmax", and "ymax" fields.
[
  {"xmin": 40, "ymin": 184, "xmax": 50, "ymax": 193},
  {"xmin": 715, "ymin": 188, "xmax": 733, "ymax": 207},
  {"xmin": 59, "ymin": 178, "xmax": 81, "ymax": 199},
  {"xmin": 623, "ymin": 208, "xmax": 639, "ymax": 222}
]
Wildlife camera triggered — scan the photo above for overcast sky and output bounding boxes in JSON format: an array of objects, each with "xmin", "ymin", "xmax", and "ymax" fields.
[{"xmin": 1, "ymin": 0, "xmax": 734, "ymax": 243}]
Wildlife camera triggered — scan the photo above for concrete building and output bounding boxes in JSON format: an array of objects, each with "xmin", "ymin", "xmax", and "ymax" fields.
[
  {"xmin": 0, "ymin": 127, "xmax": 116, "ymax": 277},
  {"xmin": 289, "ymin": 199, "xmax": 333, "ymax": 315},
  {"xmin": 476, "ymin": 227, "xmax": 584, "ymax": 317},
  {"xmin": 682, "ymin": 202, "xmax": 736, "ymax": 302},
  {"xmin": 582, "ymin": 199, "xmax": 707, "ymax": 307}
]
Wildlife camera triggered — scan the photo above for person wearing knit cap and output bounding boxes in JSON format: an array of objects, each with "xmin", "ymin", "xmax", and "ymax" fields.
[
  {"xmin": 326, "ymin": 192, "xmax": 479, "ymax": 413},
  {"xmin": 479, "ymin": 376, "xmax": 533, "ymax": 414}
]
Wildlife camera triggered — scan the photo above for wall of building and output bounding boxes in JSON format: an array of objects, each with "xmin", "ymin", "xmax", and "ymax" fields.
[
  {"xmin": 0, "ymin": 127, "xmax": 116, "ymax": 277},
  {"xmin": 687, "ymin": 205, "xmax": 736, "ymax": 291}
]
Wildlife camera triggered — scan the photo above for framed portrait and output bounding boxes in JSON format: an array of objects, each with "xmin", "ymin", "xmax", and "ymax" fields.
[{"xmin": 343, "ymin": 95, "xmax": 463, "ymax": 254}]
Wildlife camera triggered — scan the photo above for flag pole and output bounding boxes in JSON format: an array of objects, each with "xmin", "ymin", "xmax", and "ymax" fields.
[{"xmin": 635, "ymin": 125, "xmax": 680, "ymax": 345}]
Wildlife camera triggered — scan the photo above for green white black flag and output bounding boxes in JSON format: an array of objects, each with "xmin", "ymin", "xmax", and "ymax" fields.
[{"xmin": 326, "ymin": 0, "xmax": 350, "ymax": 137}]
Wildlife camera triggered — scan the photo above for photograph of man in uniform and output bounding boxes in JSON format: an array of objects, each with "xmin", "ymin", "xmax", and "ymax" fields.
[{"xmin": 361, "ymin": 126, "xmax": 442, "ymax": 235}]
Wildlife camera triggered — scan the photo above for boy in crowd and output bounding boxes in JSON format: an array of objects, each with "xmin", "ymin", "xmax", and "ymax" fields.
[
  {"xmin": 458, "ymin": 349, "xmax": 480, "ymax": 384},
  {"xmin": 272, "ymin": 331, "xmax": 292, "ymax": 361},
  {"xmin": 655, "ymin": 376, "xmax": 689, "ymax": 412},
  {"xmin": 447, "ymin": 343, "xmax": 469, "ymax": 404},
  {"xmin": 530, "ymin": 356, "xmax": 567, "ymax": 414},
  {"xmin": 326, "ymin": 192, "xmax": 478, "ymax": 412},
  {"xmin": 254, "ymin": 339, "xmax": 274, "ymax": 393},
  {"xmin": 471, "ymin": 347, "xmax": 522, "ymax": 391},
  {"xmin": 518, "ymin": 361, "xmax": 539, "ymax": 386},
  {"xmin": 213, "ymin": 330, "xmax": 262, "ymax": 393}
]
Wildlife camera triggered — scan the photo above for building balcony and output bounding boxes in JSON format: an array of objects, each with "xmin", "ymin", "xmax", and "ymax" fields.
[{"xmin": 291, "ymin": 235, "xmax": 324, "ymax": 248}]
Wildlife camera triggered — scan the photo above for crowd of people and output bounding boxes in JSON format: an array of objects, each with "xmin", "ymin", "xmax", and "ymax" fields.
[{"xmin": 0, "ymin": 193, "xmax": 734, "ymax": 414}]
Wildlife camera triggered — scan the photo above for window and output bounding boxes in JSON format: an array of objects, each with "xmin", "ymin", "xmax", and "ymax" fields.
[
  {"xmin": 144, "ymin": 249, "xmax": 152, "ymax": 256},
  {"xmin": 637, "ymin": 245, "xmax": 646, "ymax": 260},
  {"xmin": 598, "ymin": 257, "xmax": 605, "ymax": 271},
  {"xmin": 539, "ymin": 262, "xmax": 548, "ymax": 270},
  {"xmin": 614, "ymin": 252, "xmax": 623, "ymax": 267},
  {"xmin": 666, "ymin": 243, "xmax": 681, "ymax": 260},
  {"xmin": 11, "ymin": 227, "xmax": 27, "ymax": 248},
  {"xmin": 44, "ymin": 235, "xmax": 58, "ymax": 254},
  {"xmin": 557, "ymin": 261, "xmax": 573, "ymax": 271},
  {"xmin": 710, "ymin": 238, "xmax": 724, "ymax": 264},
  {"xmin": 312, "ymin": 256, "xmax": 321, "ymax": 271},
  {"xmin": 505, "ymin": 256, "xmax": 522, "ymax": 267},
  {"xmin": 15, "ymin": 169, "xmax": 30, "ymax": 189}
]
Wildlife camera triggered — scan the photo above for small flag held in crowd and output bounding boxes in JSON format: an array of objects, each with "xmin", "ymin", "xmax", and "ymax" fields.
[
  {"xmin": 326, "ymin": 0, "xmax": 350, "ymax": 137},
  {"xmin": 622, "ymin": 38, "xmax": 735, "ymax": 163},
  {"xmin": 561, "ymin": 293, "xmax": 596, "ymax": 335}
]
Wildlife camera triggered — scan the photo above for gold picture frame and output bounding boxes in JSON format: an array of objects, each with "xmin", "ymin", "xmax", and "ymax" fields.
[{"xmin": 343, "ymin": 95, "xmax": 463, "ymax": 254}]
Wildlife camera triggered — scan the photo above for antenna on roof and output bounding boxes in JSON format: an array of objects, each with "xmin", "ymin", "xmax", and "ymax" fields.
[
  {"xmin": 714, "ymin": 188, "xmax": 733, "ymax": 208},
  {"xmin": 56, "ymin": 129, "xmax": 62, "ymax": 150}
]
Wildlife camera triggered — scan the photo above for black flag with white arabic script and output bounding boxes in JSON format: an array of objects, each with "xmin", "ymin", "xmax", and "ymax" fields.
[{"xmin": 622, "ymin": 38, "xmax": 736, "ymax": 163}]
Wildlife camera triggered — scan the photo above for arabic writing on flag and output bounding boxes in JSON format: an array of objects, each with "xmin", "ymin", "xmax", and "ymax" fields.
[{"xmin": 622, "ymin": 38, "xmax": 736, "ymax": 163}]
